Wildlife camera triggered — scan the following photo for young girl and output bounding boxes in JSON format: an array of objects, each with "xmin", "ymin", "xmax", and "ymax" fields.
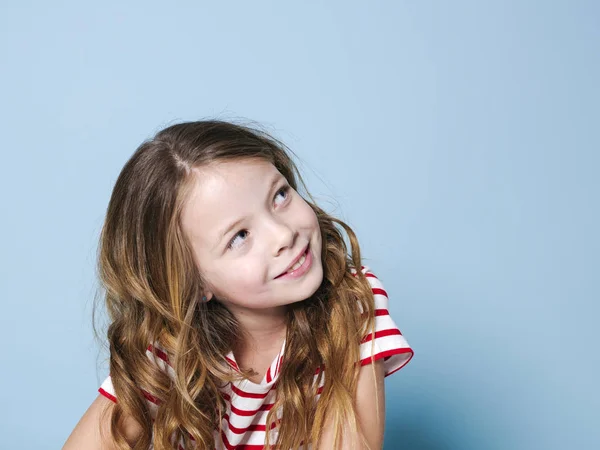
[{"xmin": 63, "ymin": 120, "xmax": 414, "ymax": 450}]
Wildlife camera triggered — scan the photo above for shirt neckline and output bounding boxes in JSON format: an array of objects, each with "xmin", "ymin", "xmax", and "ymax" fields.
[{"xmin": 225, "ymin": 337, "xmax": 287, "ymax": 387}]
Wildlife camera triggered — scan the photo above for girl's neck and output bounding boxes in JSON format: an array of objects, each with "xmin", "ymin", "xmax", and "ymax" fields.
[{"xmin": 230, "ymin": 305, "xmax": 288, "ymax": 356}]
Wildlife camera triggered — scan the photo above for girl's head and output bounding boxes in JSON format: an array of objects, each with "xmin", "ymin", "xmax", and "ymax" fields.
[
  {"xmin": 98, "ymin": 120, "xmax": 375, "ymax": 450},
  {"xmin": 180, "ymin": 151, "xmax": 323, "ymax": 319}
]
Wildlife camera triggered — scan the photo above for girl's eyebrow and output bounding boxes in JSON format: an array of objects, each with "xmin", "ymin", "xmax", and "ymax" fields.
[{"xmin": 214, "ymin": 173, "xmax": 284, "ymax": 247}]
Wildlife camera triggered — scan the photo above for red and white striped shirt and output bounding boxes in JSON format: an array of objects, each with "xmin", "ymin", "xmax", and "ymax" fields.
[{"xmin": 98, "ymin": 265, "xmax": 414, "ymax": 449}]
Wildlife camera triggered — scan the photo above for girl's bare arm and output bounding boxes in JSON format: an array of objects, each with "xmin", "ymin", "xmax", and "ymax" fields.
[
  {"xmin": 318, "ymin": 359, "xmax": 387, "ymax": 450},
  {"xmin": 62, "ymin": 394, "xmax": 143, "ymax": 450}
]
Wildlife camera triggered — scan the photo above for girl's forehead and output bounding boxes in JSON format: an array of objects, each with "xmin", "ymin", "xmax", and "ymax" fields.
[
  {"xmin": 197, "ymin": 158, "xmax": 275, "ymax": 179},
  {"xmin": 181, "ymin": 159, "xmax": 283, "ymax": 247},
  {"xmin": 190, "ymin": 159, "xmax": 281, "ymax": 196}
]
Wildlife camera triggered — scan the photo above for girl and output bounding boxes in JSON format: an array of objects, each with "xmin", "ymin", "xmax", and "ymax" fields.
[{"xmin": 63, "ymin": 120, "xmax": 414, "ymax": 450}]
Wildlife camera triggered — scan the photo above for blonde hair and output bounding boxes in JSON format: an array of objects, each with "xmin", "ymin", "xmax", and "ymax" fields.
[{"xmin": 95, "ymin": 120, "xmax": 378, "ymax": 449}]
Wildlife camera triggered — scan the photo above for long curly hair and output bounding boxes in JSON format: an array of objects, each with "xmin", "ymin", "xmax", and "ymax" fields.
[{"xmin": 95, "ymin": 119, "xmax": 378, "ymax": 449}]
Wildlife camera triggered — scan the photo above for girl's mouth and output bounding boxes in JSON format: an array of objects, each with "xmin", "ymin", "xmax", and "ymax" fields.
[{"xmin": 275, "ymin": 244, "xmax": 312, "ymax": 279}]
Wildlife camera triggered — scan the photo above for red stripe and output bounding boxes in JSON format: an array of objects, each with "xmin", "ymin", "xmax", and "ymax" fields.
[
  {"xmin": 383, "ymin": 349, "xmax": 414, "ymax": 377},
  {"xmin": 221, "ymin": 430, "xmax": 269, "ymax": 450},
  {"xmin": 98, "ymin": 387, "xmax": 117, "ymax": 403},
  {"xmin": 225, "ymin": 356, "xmax": 239, "ymax": 371},
  {"xmin": 371, "ymin": 287, "xmax": 388, "ymax": 297},
  {"xmin": 141, "ymin": 389, "xmax": 160, "ymax": 405},
  {"xmin": 352, "ymin": 271, "xmax": 376, "ymax": 278},
  {"xmin": 222, "ymin": 393, "xmax": 275, "ymax": 417},
  {"xmin": 147, "ymin": 344, "xmax": 171, "ymax": 366},
  {"xmin": 98, "ymin": 386, "xmax": 162, "ymax": 407},
  {"xmin": 360, "ymin": 348, "xmax": 414, "ymax": 372},
  {"xmin": 224, "ymin": 413, "xmax": 266, "ymax": 433},
  {"xmin": 230, "ymin": 383, "xmax": 273, "ymax": 399},
  {"xmin": 351, "ymin": 267, "xmax": 376, "ymax": 278},
  {"xmin": 222, "ymin": 413, "xmax": 280, "ymax": 434},
  {"xmin": 361, "ymin": 308, "xmax": 390, "ymax": 320},
  {"xmin": 230, "ymin": 401, "xmax": 274, "ymax": 417},
  {"xmin": 266, "ymin": 365, "xmax": 272, "ymax": 383},
  {"xmin": 361, "ymin": 328, "xmax": 402, "ymax": 344}
]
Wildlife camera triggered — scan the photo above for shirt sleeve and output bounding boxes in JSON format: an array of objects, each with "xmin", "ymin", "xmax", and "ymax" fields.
[
  {"xmin": 355, "ymin": 265, "xmax": 414, "ymax": 377},
  {"xmin": 97, "ymin": 344, "xmax": 171, "ymax": 414},
  {"xmin": 99, "ymin": 375, "xmax": 117, "ymax": 403}
]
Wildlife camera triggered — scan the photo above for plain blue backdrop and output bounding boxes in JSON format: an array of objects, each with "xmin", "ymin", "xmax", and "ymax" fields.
[{"xmin": 1, "ymin": 1, "xmax": 598, "ymax": 449}]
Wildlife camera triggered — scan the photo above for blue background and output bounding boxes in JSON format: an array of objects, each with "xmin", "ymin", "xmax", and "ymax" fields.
[{"xmin": 1, "ymin": 1, "xmax": 598, "ymax": 449}]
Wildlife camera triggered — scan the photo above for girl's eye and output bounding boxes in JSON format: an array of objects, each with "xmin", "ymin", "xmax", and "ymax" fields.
[
  {"xmin": 227, "ymin": 229, "xmax": 249, "ymax": 250},
  {"xmin": 274, "ymin": 185, "xmax": 291, "ymax": 205},
  {"xmin": 226, "ymin": 185, "xmax": 291, "ymax": 250}
]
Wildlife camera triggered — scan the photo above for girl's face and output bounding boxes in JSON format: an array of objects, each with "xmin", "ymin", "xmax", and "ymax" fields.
[{"xmin": 180, "ymin": 158, "xmax": 324, "ymax": 315}]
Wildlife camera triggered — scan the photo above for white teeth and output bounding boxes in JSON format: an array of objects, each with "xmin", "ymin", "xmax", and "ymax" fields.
[{"xmin": 287, "ymin": 253, "xmax": 306, "ymax": 273}]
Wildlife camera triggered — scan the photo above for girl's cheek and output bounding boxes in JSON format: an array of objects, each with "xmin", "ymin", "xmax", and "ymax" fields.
[{"xmin": 297, "ymin": 196, "xmax": 317, "ymax": 222}]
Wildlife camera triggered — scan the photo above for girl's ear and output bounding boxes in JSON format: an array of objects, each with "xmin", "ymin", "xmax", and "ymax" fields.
[{"xmin": 202, "ymin": 293, "xmax": 213, "ymax": 303}]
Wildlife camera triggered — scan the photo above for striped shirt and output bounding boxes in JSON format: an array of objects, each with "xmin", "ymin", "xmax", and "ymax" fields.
[{"xmin": 98, "ymin": 265, "xmax": 414, "ymax": 449}]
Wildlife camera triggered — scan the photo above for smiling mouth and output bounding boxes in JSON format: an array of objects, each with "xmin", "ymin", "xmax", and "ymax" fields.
[{"xmin": 275, "ymin": 243, "xmax": 310, "ymax": 278}]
